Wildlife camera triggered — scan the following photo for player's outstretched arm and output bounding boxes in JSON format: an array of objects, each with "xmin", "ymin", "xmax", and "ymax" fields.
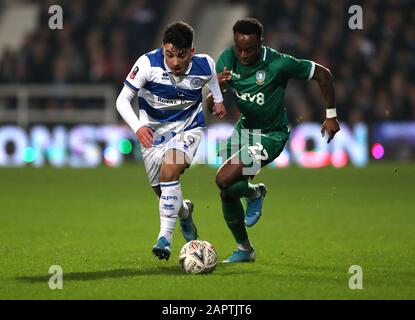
[
  {"xmin": 211, "ymin": 102, "xmax": 227, "ymax": 119},
  {"xmin": 206, "ymin": 65, "xmax": 228, "ymax": 119},
  {"xmin": 206, "ymin": 94, "xmax": 227, "ymax": 119},
  {"xmin": 206, "ymin": 66, "xmax": 231, "ymax": 115},
  {"xmin": 312, "ymin": 64, "xmax": 340, "ymax": 143},
  {"xmin": 116, "ymin": 85, "xmax": 153, "ymax": 148},
  {"xmin": 206, "ymin": 93, "xmax": 214, "ymax": 112}
]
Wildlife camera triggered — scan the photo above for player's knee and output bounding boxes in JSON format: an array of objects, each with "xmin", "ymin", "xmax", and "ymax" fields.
[
  {"xmin": 160, "ymin": 169, "xmax": 179, "ymax": 182},
  {"xmin": 160, "ymin": 164, "xmax": 182, "ymax": 182},
  {"xmin": 215, "ymin": 174, "xmax": 226, "ymax": 190}
]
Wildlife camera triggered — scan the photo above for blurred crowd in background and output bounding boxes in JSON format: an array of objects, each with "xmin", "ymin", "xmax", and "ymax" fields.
[
  {"xmin": 0, "ymin": 0, "xmax": 166, "ymax": 85},
  {"xmin": 248, "ymin": 0, "xmax": 415, "ymax": 125},
  {"xmin": 0, "ymin": 0, "xmax": 414, "ymax": 125}
]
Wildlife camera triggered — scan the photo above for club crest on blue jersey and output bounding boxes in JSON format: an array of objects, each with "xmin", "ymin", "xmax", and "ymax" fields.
[
  {"xmin": 256, "ymin": 70, "xmax": 266, "ymax": 85},
  {"xmin": 190, "ymin": 77, "xmax": 204, "ymax": 88}
]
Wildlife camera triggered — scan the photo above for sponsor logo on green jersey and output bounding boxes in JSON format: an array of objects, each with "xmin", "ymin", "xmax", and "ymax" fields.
[
  {"xmin": 230, "ymin": 70, "xmax": 241, "ymax": 79},
  {"xmin": 231, "ymin": 88, "xmax": 265, "ymax": 106}
]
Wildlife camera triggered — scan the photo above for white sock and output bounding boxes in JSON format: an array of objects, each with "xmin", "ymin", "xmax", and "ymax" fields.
[
  {"xmin": 248, "ymin": 184, "xmax": 261, "ymax": 200},
  {"xmin": 237, "ymin": 239, "xmax": 253, "ymax": 251},
  {"xmin": 158, "ymin": 181, "xmax": 183, "ymax": 243},
  {"xmin": 178, "ymin": 200, "xmax": 189, "ymax": 219}
]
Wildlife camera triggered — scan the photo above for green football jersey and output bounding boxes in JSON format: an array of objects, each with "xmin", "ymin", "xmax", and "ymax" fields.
[{"xmin": 216, "ymin": 46, "xmax": 315, "ymax": 132}]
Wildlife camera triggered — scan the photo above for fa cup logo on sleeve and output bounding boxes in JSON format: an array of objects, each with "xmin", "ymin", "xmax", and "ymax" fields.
[{"xmin": 130, "ymin": 66, "xmax": 139, "ymax": 79}]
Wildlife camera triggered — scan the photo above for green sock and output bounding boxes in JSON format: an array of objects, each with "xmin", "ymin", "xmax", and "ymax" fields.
[
  {"xmin": 225, "ymin": 179, "xmax": 258, "ymax": 199},
  {"xmin": 221, "ymin": 180, "xmax": 260, "ymax": 244},
  {"xmin": 222, "ymin": 199, "xmax": 248, "ymax": 244}
]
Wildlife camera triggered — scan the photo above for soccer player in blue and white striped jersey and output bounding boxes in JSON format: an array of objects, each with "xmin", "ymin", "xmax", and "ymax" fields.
[{"xmin": 116, "ymin": 21, "xmax": 226, "ymax": 261}]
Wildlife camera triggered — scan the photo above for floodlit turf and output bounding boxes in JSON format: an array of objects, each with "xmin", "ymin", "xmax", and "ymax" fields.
[{"xmin": 0, "ymin": 163, "xmax": 414, "ymax": 299}]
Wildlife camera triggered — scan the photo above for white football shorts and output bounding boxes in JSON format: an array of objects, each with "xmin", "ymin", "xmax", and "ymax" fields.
[{"xmin": 141, "ymin": 128, "xmax": 203, "ymax": 186}]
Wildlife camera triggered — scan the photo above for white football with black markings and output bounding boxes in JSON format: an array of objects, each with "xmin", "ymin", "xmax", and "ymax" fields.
[{"xmin": 179, "ymin": 240, "xmax": 217, "ymax": 274}]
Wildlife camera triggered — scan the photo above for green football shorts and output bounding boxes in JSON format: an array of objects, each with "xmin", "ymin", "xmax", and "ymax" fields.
[{"xmin": 218, "ymin": 121, "xmax": 289, "ymax": 175}]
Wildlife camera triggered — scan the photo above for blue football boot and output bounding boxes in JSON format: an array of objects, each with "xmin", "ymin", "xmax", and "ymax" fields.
[
  {"xmin": 152, "ymin": 236, "xmax": 171, "ymax": 260},
  {"xmin": 222, "ymin": 248, "xmax": 256, "ymax": 263},
  {"xmin": 245, "ymin": 184, "xmax": 267, "ymax": 227},
  {"xmin": 179, "ymin": 200, "xmax": 198, "ymax": 242}
]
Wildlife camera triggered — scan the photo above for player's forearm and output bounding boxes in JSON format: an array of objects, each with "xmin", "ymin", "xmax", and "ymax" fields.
[
  {"xmin": 206, "ymin": 78, "xmax": 224, "ymax": 113},
  {"xmin": 312, "ymin": 64, "xmax": 336, "ymax": 112},
  {"xmin": 207, "ymin": 73, "xmax": 224, "ymax": 104},
  {"xmin": 206, "ymin": 93, "xmax": 214, "ymax": 111},
  {"xmin": 116, "ymin": 86, "xmax": 144, "ymax": 133}
]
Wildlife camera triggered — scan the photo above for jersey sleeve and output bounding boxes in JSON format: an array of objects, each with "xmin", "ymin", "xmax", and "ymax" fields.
[
  {"xmin": 279, "ymin": 54, "xmax": 315, "ymax": 81},
  {"xmin": 203, "ymin": 55, "xmax": 224, "ymax": 103},
  {"xmin": 123, "ymin": 55, "xmax": 151, "ymax": 92}
]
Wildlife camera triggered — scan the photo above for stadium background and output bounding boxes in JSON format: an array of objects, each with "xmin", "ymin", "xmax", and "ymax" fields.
[{"xmin": 0, "ymin": 0, "xmax": 414, "ymax": 300}]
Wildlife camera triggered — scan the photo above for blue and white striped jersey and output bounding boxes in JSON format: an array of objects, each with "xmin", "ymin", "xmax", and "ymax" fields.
[{"xmin": 124, "ymin": 48, "xmax": 220, "ymax": 144}]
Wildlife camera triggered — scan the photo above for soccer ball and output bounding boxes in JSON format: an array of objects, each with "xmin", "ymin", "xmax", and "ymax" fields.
[{"xmin": 179, "ymin": 240, "xmax": 217, "ymax": 274}]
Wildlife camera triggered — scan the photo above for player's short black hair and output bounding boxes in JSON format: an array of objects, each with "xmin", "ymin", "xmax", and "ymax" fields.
[
  {"xmin": 233, "ymin": 18, "xmax": 263, "ymax": 40},
  {"xmin": 162, "ymin": 21, "xmax": 194, "ymax": 49}
]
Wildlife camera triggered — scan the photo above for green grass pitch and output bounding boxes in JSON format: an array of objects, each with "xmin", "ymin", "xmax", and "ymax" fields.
[{"xmin": 0, "ymin": 164, "xmax": 414, "ymax": 299}]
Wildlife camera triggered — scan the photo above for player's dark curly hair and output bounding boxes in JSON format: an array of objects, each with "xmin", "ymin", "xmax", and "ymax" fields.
[
  {"xmin": 162, "ymin": 21, "xmax": 194, "ymax": 49},
  {"xmin": 233, "ymin": 18, "xmax": 263, "ymax": 40}
]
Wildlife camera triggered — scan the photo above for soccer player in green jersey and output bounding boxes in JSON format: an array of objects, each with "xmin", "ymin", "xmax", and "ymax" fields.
[{"xmin": 206, "ymin": 18, "xmax": 340, "ymax": 263}]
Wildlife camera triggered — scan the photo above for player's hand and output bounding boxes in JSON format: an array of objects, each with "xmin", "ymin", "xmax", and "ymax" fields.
[
  {"xmin": 217, "ymin": 67, "xmax": 232, "ymax": 85},
  {"xmin": 136, "ymin": 126, "xmax": 153, "ymax": 148},
  {"xmin": 321, "ymin": 118, "xmax": 340, "ymax": 144},
  {"xmin": 212, "ymin": 102, "xmax": 227, "ymax": 119}
]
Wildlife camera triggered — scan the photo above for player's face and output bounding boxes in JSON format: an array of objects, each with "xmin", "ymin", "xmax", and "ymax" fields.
[
  {"xmin": 233, "ymin": 32, "xmax": 262, "ymax": 65},
  {"xmin": 163, "ymin": 43, "xmax": 195, "ymax": 76}
]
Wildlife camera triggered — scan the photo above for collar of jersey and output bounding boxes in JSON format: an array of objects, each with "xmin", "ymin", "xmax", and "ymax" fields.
[{"xmin": 253, "ymin": 46, "xmax": 266, "ymax": 66}]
